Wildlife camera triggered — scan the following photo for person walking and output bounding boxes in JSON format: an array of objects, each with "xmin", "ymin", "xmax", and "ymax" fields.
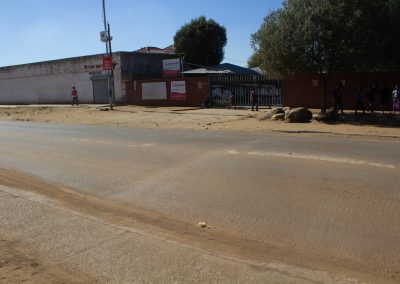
[
  {"xmin": 380, "ymin": 84, "xmax": 390, "ymax": 114},
  {"xmin": 366, "ymin": 85, "xmax": 377, "ymax": 113},
  {"xmin": 251, "ymin": 88, "xmax": 258, "ymax": 111},
  {"xmin": 227, "ymin": 92, "xmax": 236, "ymax": 110},
  {"xmin": 333, "ymin": 82, "xmax": 344, "ymax": 114},
  {"xmin": 393, "ymin": 85, "xmax": 400, "ymax": 114},
  {"xmin": 355, "ymin": 85, "xmax": 365, "ymax": 115},
  {"xmin": 71, "ymin": 86, "xmax": 79, "ymax": 106}
]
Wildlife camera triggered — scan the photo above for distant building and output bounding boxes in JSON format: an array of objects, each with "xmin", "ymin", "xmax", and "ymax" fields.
[
  {"xmin": 0, "ymin": 51, "xmax": 176, "ymax": 104},
  {"xmin": 134, "ymin": 45, "xmax": 175, "ymax": 54},
  {"xmin": 182, "ymin": 63, "xmax": 261, "ymax": 76}
]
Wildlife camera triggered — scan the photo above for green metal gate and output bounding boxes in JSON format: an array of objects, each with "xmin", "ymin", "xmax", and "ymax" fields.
[{"xmin": 210, "ymin": 75, "xmax": 283, "ymax": 107}]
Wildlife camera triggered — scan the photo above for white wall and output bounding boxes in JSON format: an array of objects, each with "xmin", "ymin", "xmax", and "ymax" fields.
[{"xmin": 0, "ymin": 54, "xmax": 123, "ymax": 104}]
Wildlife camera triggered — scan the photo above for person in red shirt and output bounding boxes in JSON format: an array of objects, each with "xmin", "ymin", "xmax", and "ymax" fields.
[{"xmin": 71, "ymin": 86, "xmax": 78, "ymax": 106}]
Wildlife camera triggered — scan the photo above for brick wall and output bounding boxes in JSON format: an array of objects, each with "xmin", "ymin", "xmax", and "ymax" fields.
[
  {"xmin": 126, "ymin": 77, "xmax": 209, "ymax": 107},
  {"xmin": 284, "ymin": 72, "xmax": 400, "ymax": 110}
]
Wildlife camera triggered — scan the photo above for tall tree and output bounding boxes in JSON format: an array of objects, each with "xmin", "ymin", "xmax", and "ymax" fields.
[
  {"xmin": 249, "ymin": 0, "xmax": 400, "ymax": 112},
  {"xmin": 174, "ymin": 16, "xmax": 227, "ymax": 67}
]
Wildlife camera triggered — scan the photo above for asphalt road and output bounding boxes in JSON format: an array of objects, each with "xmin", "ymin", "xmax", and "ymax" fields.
[{"xmin": 0, "ymin": 121, "xmax": 399, "ymax": 283}]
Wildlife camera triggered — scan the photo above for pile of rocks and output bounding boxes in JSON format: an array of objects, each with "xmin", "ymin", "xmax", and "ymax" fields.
[
  {"xmin": 313, "ymin": 108, "xmax": 339, "ymax": 122},
  {"xmin": 265, "ymin": 107, "xmax": 313, "ymax": 123}
]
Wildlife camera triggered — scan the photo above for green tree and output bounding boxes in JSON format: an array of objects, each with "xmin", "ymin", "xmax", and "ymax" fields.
[
  {"xmin": 174, "ymin": 16, "xmax": 227, "ymax": 67},
  {"xmin": 249, "ymin": 0, "xmax": 400, "ymax": 112}
]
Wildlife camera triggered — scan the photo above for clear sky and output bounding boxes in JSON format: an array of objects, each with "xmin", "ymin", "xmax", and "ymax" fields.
[{"xmin": 0, "ymin": 0, "xmax": 282, "ymax": 67}]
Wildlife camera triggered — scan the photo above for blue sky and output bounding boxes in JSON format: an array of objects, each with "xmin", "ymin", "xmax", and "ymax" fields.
[{"xmin": 0, "ymin": 0, "xmax": 282, "ymax": 67}]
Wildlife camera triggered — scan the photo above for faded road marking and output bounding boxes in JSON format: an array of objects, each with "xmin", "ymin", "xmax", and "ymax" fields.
[{"xmin": 227, "ymin": 151, "xmax": 395, "ymax": 169}]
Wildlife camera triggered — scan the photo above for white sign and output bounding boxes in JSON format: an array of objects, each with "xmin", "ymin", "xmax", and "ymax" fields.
[
  {"xmin": 163, "ymin": 59, "xmax": 181, "ymax": 77},
  {"xmin": 171, "ymin": 81, "xmax": 186, "ymax": 101},
  {"xmin": 142, "ymin": 82, "xmax": 167, "ymax": 100}
]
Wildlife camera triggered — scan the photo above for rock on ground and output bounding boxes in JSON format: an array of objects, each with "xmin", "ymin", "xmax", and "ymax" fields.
[{"xmin": 286, "ymin": 107, "xmax": 313, "ymax": 123}]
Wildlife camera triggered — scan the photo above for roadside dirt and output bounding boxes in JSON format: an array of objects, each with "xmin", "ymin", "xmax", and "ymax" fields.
[
  {"xmin": 0, "ymin": 232, "xmax": 95, "ymax": 284},
  {"xmin": 0, "ymin": 105, "xmax": 400, "ymax": 138}
]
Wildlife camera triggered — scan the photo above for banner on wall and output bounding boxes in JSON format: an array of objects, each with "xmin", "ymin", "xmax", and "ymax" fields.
[
  {"xmin": 142, "ymin": 82, "xmax": 167, "ymax": 100},
  {"xmin": 103, "ymin": 56, "xmax": 113, "ymax": 70},
  {"xmin": 170, "ymin": 81, "xmax": 186, "ymax": 101},
  {"xmin": 163, "ymin": 58, "xmax": 181, "ymax": 77}
]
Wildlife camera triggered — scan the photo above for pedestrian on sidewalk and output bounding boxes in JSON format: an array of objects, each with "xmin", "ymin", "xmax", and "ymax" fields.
[
  {"xmin": 393, "ymin": 85, "xmax": 399, "ymax": 114},
  {"xmin": 251, "ymin": 88, "xmax": 258, "ymax": 111},
  {"xmin": 333, "ymin": 82, "xmax": 344, "ymax": 114},
  {"xmin": 380, "ymin": 84, "xmax": 390, "ymax": 114},
  {"xmin": 227, "ymin": 91, "xmax": 236, "ymax": 110},
  {"xmin": 366, "ymin": 85, "xmax": 377, "ymax": 113},
  {"xmin": 355, "ymin": 85, "xmax": 365, "ymax": 115},
  {"xmin": 71, "ymin": 86, "xmax": 78, "ymax": 106}
]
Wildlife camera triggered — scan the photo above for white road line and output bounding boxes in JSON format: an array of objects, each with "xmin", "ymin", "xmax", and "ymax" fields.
[
  {"xmin": 0, "ymin": 132, "xmax": 156, "ymax": 149},
  {"xmin": 141, "ymin": 143, "xmax": 156, "ymax": 147},
  {"xmin": 227, "ymin": 150, "xmax": 395, "ymax": 169}
]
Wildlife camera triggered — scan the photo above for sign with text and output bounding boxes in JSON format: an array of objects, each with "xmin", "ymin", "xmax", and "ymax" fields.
[
  {"xmin": 163, "ymin": 58, "xmax": 181, "ymax": 77},
  {"xmin": 170, "ymin": 81, "xmax": 186, "ymax": 101},
  {"xmin": 103, "ymin": 56, "xmax": 112, "ymax": 70}
]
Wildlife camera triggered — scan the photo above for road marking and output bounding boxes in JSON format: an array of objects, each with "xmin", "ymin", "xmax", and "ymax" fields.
[
  {"xmin": 141, "ymin": 143, "xmax": 155, "ymax": 147},
  {"xmin": 0, "ymin": 132, "xmax": 156, "ymax": 149},
  {"xmin": 227, "ymin": 151, "xmax": 396, "ymax": 169},
  {"xmin": 76, "ymin": 138, "xmax": 156, "ymax": 148}
]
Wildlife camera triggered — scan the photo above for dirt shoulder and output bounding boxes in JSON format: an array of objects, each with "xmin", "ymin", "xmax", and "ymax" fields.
[
  {"xmin": 0, "ymin": 233, "xmax": 95, "ymax": 284},
  {"xmin": 1, "ymin": 105, "xmax": 400, "ymax": 139}
]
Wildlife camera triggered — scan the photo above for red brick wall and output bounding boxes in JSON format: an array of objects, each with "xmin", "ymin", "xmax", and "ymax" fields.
[
  {"xmin": 284, "ymin": 72, "xmax": 400, "ymax": 110},
  {"xmin": 126, "ymin": 77, "xmax": 209, "ymax": 107}
]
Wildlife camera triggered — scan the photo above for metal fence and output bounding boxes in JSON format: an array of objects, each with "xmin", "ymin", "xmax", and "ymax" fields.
[{"xmin": 210, "ymin": 75, "xmax": 283, "ymax": 108}]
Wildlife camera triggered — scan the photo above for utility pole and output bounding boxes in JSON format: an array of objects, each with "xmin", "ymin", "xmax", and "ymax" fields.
[{"xmin": 102, "ymin": 0, "xmax": 114, "ymax": 110}]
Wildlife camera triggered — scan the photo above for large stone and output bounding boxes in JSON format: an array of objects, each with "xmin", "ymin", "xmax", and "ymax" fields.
[
  {"xmin": 265, "ymin": 107, "xmax": 284, "ymax": 119},
  {"xmin": 286, "ymin": 107, "xmax": 313, "ymax": 123},
  {"xmin": 271, "ymin": 113, "xmax": 285, "ymax": 121},
  {"xmin": 314, "ymin": 108, "xmax": 339, "ymax": 121}
]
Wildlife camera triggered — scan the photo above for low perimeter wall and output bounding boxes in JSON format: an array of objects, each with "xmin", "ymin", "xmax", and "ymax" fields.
[
  {"xmin": 125, "ymin": 77, "xmax": 209, "ymax": 107},
  {"xmin": 284, "ymin": 72, "xmax": 400, "ymax": 110}
]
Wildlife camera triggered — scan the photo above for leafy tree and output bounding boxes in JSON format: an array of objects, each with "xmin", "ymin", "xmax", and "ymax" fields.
[
  {"xmin": 249, "ymin": 0, "xmax": 400, "ymax": 112},
  {"xmin": 174, "ymin": 16, "xmax": 227, "ymax": 67}
]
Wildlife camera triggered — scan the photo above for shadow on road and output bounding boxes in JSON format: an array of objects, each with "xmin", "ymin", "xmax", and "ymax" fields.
[{"xmin": 320, "ymin": 113, "xmax": 400, "ymax": 128}]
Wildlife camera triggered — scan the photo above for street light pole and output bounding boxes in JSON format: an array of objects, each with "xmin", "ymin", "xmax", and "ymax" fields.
[
  {"xmin": 102, "ymin": 0, "xmax": 114, "ymax": 110},
  {"xmin": 107, "ymin": 22, "xmax": 116, "ymax": 108}
]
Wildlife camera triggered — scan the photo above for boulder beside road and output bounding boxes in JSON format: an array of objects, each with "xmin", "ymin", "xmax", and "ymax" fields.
[
  {"xmin": 286, "ymin": 107, "xmax": 313, "ymax": 123},
  {"xmin": 271, "ymin": 113, "xmax": 285, "ymax": 121},
  {"xmin": 313, "ymin": 108, "xmax": 339, "ymax": 122},
  {"xmin": 265, "ymin": 108, "xmax": 285, "ymax": 119}
]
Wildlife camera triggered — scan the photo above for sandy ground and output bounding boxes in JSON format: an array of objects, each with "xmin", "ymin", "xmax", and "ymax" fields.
[
  {"xmin": 1, "ymin": 105, "xmax": 400, "ymax": 138},
  {"xmin": 0, "ymin": 233, "xmax": 95, "ymax": 284}
]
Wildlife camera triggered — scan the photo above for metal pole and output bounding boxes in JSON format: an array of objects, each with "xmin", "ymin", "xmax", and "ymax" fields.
[
  {"xmin": 108, "ymin": 22, "xmax": 115, "ymax": 109},
  {"xmin": 102, "ymin": 0, "xmax": 113, "ymax": 110},
  {"xmin": 102, "ymin": 0, "xmax": 109, "ymax": 54}
]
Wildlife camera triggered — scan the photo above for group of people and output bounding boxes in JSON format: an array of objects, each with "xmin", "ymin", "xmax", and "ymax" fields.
[
  {"xmin": 333, "ymin": 82, "xmax": 400, "ymax": 115},
  {"xmin": 226, "ymin": 88, "xmax": 259, "ymax": 111}
]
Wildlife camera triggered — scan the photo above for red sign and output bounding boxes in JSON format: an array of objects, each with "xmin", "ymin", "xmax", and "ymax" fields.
[
  {"xmin": 163, "ymin": 59, "xmax": 181, "ymax": 77},
  {"xmin": 170, "ymin": 81, "xmax": 186, "ymax": 101},
  {"xmin": 103, "ymin": 56, "xmax": 112, "ymax": 70}
]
